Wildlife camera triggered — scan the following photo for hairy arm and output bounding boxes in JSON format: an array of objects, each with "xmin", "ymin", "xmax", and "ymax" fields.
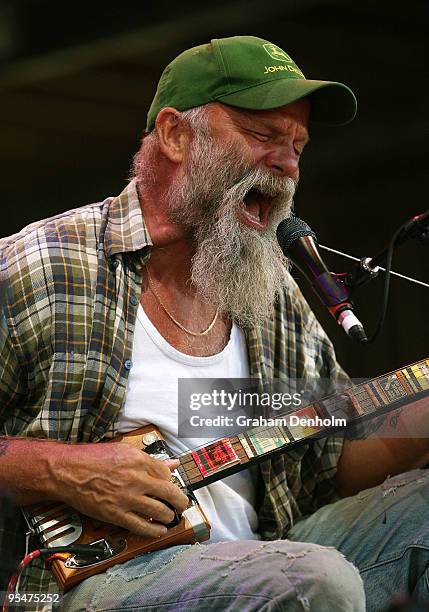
[
  {"xmin": 0, "ymin": 436, "xmax": 188, "ymax": 537},
  {"xmin": 337, "ymin": 396, "xmax": 429, "ymax": 497}
]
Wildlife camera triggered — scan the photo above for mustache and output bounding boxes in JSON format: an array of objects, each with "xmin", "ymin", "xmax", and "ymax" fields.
[
  {"xmin": 235, "ymin": 167, "xmax": 296, "ymax": 199},
  {"xmin": 215, "ymin": 158, "xmax": 296, "ymax": 214}
]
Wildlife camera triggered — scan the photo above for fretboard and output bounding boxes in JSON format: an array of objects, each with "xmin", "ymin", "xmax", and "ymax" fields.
[{"xmin": 177, "ymin": 358, "xmax": 429, "ymax": 490}]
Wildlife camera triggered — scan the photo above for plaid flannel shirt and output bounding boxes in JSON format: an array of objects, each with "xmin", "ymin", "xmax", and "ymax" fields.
[{"xmin": 0, "ymin": 180, "xmax": 348, "ymax": 598}]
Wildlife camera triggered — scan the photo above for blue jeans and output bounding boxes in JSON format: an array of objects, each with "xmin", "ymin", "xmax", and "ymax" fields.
[{"xmin": 59, "ymin": 469, "xmax": 429, "ymax": 612}]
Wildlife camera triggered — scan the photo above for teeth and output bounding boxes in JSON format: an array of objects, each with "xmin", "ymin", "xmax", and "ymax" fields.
[{"xmin": 241, "ymin": 200, "xmax": 261, "ymax": 222}]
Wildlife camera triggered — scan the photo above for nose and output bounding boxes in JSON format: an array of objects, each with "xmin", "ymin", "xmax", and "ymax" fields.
[{"xmin": 264, "ymin": 145, "xmax": 300, "ymax": 182}]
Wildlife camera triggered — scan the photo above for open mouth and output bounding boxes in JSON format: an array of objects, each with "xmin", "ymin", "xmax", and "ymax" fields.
[{"xmin": 238, "ymin": 188, "xmax": 274, "ymax": 230}]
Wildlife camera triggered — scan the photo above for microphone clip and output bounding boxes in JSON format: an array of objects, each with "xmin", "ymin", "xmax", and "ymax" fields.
[{"xmin": 348, "ymin": 209, "xmax": 429, "ymax": 290}]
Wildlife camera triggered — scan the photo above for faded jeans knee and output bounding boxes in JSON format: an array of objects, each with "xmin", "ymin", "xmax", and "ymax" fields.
[
  {"xmin": 59, "ymin": 540, "xmax": 366, "ymax": 612},
  {"xmin": 278, "ymin": 544, "xmax": 366, "ymax": 612}
]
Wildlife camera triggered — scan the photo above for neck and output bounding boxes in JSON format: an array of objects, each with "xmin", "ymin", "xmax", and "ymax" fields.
[
  {"xmin": 137, "ymin": 181, "xmax": 197, "ymax": 292},
  {"xmin": 148, "ymin": 242, "xmax": 196, "ymax": 294}
]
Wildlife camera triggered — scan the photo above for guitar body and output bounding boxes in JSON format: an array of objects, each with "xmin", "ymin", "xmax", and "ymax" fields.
[{"xmin": 22, "ymin": 425, "xmax": 210, "ymax": 592}]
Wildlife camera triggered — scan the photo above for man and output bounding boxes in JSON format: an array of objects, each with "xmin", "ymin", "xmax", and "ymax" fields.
[{"xmin": 0, "ymin": 36, "xmax": 428, "ymax": 611}]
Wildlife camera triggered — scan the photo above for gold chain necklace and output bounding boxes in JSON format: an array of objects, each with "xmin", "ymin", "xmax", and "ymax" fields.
[{"xmin": 145, "ymin": 266, "xmax": 219, "ymax": 337}]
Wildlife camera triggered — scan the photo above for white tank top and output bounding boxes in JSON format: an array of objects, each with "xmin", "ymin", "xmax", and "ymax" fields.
[{"xmin": 116, "ymin": 305, "xmax": 260, "ymax": 543}]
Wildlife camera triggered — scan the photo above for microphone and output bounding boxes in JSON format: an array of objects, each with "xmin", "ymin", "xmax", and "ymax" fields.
[{"xmin": 277, "ymin": 216, "xmax": 368, "ymax": 343}]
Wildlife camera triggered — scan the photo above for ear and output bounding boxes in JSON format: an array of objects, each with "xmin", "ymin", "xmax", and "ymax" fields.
[{"xmin": 155, "ymin": 107, "xmax": 190, "ymax": 163}]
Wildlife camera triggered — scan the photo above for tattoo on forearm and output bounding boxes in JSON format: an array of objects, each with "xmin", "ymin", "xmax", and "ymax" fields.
[
  {"xmin": 350, "ymin": 407, "xmax": 404, "ymax": 439},
  {"xmin": 389, "ymin": 409, "xmax": 403, "ymax": 430},
  {"xmin": 0, "ymin": 438, "xmax": 9, "ymax": 457}
]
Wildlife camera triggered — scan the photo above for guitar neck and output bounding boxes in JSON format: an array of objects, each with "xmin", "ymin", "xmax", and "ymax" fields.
[{"xmin": 177, "ymin": 358, "xmax": 429, "ymax": 490}]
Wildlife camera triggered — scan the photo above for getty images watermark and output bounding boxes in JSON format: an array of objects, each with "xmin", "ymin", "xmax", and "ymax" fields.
[{"xmin": 177, "ymin": 378, "xmax": 357, "ymax": 439}]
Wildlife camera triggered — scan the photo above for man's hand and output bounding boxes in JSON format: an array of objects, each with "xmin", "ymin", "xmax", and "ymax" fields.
[
  {"xmin": 0, "ymin": 437, "xmax": 188, "ymax": 538},
  {"xmin": 48, "ymin": 442, "xmax": 189, "ymax": 538}
]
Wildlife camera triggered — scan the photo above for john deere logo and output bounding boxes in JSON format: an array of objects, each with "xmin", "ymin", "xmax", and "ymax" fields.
[{"xmin": 263, "ymin": 44, "xmax": 292, "ymax": 63}]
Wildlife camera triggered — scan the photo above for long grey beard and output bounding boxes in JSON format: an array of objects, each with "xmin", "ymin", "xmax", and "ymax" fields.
[{"xmin": 167, "ymin": 135, "xmax": 296, "ymax": 328}]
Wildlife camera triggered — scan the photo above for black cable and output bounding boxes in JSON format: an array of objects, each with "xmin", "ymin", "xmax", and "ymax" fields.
[
  {"xmin": 366, "ymin": 221, "xmax": 411, "ymax": 343},
  {"xmin": 38, "ymin": 544, "xmax": 104, "ymax": 557}
]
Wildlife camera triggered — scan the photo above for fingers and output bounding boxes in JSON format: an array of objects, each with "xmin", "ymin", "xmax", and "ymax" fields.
[
  {"xmin": 115, "ymin": 511, "xmax": 169, "ymax": 538},
  {"xmin": 143, "ymin": 475, "xmax": 189, "ymax": 514},
  {"xmin": 142, "ymin": 454, "xmax": 175, "ymax": 481},
  {"xmin": 62, "ymin": 445, "xmax": 188, "ymax": 534},
  {"xmin": 164, "ymin": 459, "xmax": 180, "ymax": 471},
  {"xmin": 133, "ymin": 495, "xmax": 177, "ymax": 525},
  {"xmin": 116, "ymin": 445, "xmax": 181, "ymax": 481}
]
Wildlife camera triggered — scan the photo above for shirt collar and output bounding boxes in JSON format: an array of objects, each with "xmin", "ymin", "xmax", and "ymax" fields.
[{"xmin": 104, "ymin": 179, "xmax": 153, "ymax": 258}]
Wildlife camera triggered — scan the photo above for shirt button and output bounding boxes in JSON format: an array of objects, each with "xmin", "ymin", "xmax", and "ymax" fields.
[
  {"xmin": 94, "ymin": 425, "xmax": 105, "ymax": 436},
  {"xmin": 112, "ymin": 259, "xmax": 119, "ymax": 268},
  {"xmin": 130, "ymin": 295, "xmax": 138, "ymax": 306},
  {"xmin": 124, "ymin": 359, "xmax": 133, "ymax": 370}
]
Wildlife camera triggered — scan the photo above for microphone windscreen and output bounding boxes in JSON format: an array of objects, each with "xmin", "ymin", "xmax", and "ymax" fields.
[{"xmin": 276, "ymin": 216, "xmax": 317, "ymax": 254}]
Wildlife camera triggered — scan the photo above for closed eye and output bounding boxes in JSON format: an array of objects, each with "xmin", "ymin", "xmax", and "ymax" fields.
[
  {"xmin": 294, "ymin": 138, "xmax": 309, "ymax": 156},
  {"xmin": 246, "ymin": 129, "xmax": 271, "ymax": 142}
]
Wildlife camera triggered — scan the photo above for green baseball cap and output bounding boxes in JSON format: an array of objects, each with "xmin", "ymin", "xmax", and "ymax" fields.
[{"xmin": 146, "ymin": 35, "xmax": 357, "ymax": 132}]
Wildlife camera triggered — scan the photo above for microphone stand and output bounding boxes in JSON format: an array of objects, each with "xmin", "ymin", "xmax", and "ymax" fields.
[
  {"xmin": 322, "ymin": 209, "xmax": 429, "ymax": 343},
  {"xmin": 346, "ymin": 210, "xmax": 429, "ymax": 290}
]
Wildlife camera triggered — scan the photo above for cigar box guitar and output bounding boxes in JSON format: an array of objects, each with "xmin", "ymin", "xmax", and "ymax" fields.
[{"xmin": 22, "ymin": 358, "xmax": 429, "ymax": 592}]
